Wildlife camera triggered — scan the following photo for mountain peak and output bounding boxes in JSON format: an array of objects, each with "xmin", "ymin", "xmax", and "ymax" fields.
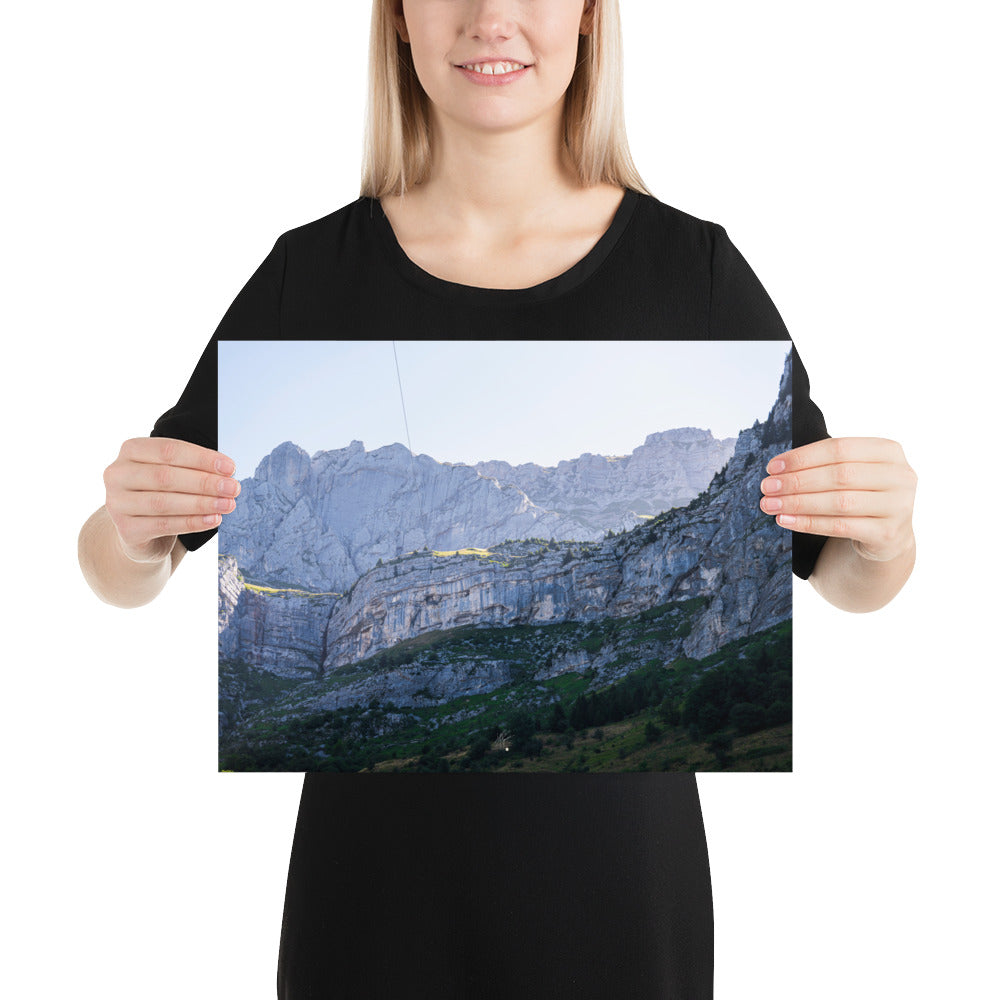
[
  {"xmin": 254, "ymin": 441, "xmax": 312, "ymax": 485},
  {"xmin": 642, "ymin": 427, "xmax": 715, "ymax": 448}
]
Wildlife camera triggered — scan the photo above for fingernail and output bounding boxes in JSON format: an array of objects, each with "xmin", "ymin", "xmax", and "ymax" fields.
[
  {"xmin": 762, "ymin": 478, "xmax": 782, "ymax": 493},
  {"xmin": 216, "ymin": 458, "xmax": 235, "ymax": 476},
  {"xmin": 768, "ymin": 459, "xmax": 785, "ymax": 474},
  {"xmin": 762, "ymin": 497, "xmax": 782, "ymax": 512},
  {"xmin": 777, "ymin": 514, "xmax": 796, "ymax": 526}
]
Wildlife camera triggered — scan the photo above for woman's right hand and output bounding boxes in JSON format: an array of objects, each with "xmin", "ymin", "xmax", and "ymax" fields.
[{"xmin": 103, "ymin": 437, "xmax": 240, "ymax": 563}]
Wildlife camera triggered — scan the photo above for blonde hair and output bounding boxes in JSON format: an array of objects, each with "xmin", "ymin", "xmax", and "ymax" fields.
[{"xmin": 359, "ymin": 0, "xmax": 652, "ymax": 199}]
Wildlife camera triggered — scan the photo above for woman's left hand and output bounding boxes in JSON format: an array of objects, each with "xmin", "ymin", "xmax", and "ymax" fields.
[{"xmin": 760, "ymin": 437, "xmax": 917, "ymax": 563}]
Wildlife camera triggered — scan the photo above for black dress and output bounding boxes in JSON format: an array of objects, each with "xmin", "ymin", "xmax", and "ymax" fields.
[{"xmin": 151, "ymin": 188, "xmax": 830, "ymax": 998}]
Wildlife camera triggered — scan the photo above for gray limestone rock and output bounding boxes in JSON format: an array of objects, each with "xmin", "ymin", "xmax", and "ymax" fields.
[
  {"xmin": 219, "ymin": 425, "xmax": 736, "ymax": 593},
  {"xmin": 219, "ymin": 350, "xmax": 794, "ymax": 714}
]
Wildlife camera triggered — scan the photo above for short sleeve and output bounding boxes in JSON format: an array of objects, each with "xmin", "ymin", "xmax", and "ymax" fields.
[
  {"xmin": 150, "ymin": 232, "xmax": 287, "ymax": 552},
  {"xmin": 709, "ymin": 223, "xmax": 831, "ymax": 580}
]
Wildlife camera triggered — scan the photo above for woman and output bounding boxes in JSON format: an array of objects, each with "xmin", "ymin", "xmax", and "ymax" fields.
[{"xmin": 78, "ymin": 1, "xmax": 917, "ymax": 996}]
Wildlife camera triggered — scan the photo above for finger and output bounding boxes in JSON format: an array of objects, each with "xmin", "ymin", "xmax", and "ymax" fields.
[
  {"xmin": 760, "ymin": 490, "xmax": 894, "ymax": 519},
  {"xmin": 114, "ymin": 489, "xmax": 239, "ymax": 518},
  {"xmin": 111, "ymin": 461, "xmax": 242, "ymax": 499},
  {"xmin": 121, "ymin": 437, "xmax": 236, "ymax": 476},
  {"xmin": 766, "ymin": 437, "xmax": 904, "ymax": 476},
  {"xmin": 116, "ymin": 512, "xmax": 224, "ymax": 547},
  {"xmin": 761, "ymin": 461, "xmax": 912, "ymax": 497},
  {"xmin": 773, "ymin": 511, "xmax": 914, "ymax": 563},
  {"xmin": 771, "ymin": 512, "xmax": 886, "ymax": 545}
]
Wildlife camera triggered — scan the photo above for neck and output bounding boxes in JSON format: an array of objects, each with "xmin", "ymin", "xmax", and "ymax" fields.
[{"xmin": 409, "ymin": 106, "xmax": 585, "ymax": 235}]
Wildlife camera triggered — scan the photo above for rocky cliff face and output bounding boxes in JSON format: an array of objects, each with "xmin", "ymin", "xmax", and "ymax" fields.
[
  {"xmin": 218, "ymin": 556, "xmax": 331, "ymax": 678},
  {"xmin": 473, "ymin": 426, "xmax": 734, "ymax": 533},
  {"xmin": 321, "ymin": 361, "xmax": 790, "ymax": 669},
  {"xmin": 219, "ymin": 351, "xmax": 793, "ymax": 699},
  {"xmin": 218, "ymin": 427, "xmax": 735, "ymax": 594}
]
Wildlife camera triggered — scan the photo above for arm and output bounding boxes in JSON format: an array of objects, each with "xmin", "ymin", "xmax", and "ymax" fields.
[
  {"xmin": 761, "ymin": 436, "xmax": 918, "ymax": 613},
  {"xmin": 808, "ymin": 534, "xmax": 915, "ymax": 613},
  {"xmin": 78, "ymin": 506, "xmax": 188, "ymax": 609},
  {"xmin": 79, "ymin": 231, "xmax": 285, "ymax": 608},
  {"xmin": 705, "ymin": 226, "xmax": 917, "ymax": 609}
]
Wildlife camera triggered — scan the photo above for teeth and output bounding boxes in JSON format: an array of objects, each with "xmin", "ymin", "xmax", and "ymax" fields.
[{"xmin": 463, "ymin": 61, "xmax": 525, "ymax": 75}]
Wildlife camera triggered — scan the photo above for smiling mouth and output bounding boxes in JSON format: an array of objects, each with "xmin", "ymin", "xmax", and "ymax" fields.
[{"xmin": 456, "ymin": 61, "xmax": 530, "ymax": 76}]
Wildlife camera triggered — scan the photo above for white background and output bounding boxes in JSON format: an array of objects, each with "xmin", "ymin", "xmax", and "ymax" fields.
[{"xmin": 4, "ymin": 2, "xmax": 996, "ymax": 997}]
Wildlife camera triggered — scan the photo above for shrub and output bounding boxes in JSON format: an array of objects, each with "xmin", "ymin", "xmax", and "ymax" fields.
[
  {"xmin": 707, "ymin": 733, "xmax": 733, "ymax": 768},
  {"xmin": 765, "ymin": 700, "xmax": 792, "ymax": 727},
  {"xmin": 696, "ymin": 703, "xmax": 724, "ymax": 735},
  {"xmin": 729, "ymin": 702, "xmax": 767, "ymax": 735}
]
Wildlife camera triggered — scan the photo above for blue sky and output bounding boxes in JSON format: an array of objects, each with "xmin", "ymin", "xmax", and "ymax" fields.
[{"xmin": 218, "ymin": 340, "xmax": 790, "ymax": 478}]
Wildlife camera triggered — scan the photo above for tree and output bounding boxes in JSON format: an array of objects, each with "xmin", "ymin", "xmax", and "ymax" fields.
[
  {"xmin": 729, "ymin": 702, "xmax": 766, "ymax": 736},
  {"xmin": 707, "ymin": 733, "xmax": 733, "ymax": 769},
  {"xmin": 546, "ymin": 701, "xmax": 569, "ymax": 733},
  {"xmin": 569, "ymin": 693, "xmax": 594, "ymax": 730},
  {"xmin": 506, "ymin": 707, "xmax": 537, "ymax": 753},
  {"xmin": 696, "ymin": 703, "xmax": 724, "ymax": 735},
  {"xmin": 765, "ymin": 700, "xmax": 792, "ymax": 727},
  {"xmin": 658, "ymin": 695, "xmax": 681, "ymax": 727}
]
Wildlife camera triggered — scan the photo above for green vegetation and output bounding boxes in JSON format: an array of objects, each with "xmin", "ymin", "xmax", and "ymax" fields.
[
  {"xmin": 218, "ymin": 611, "xmax": 792, "ymax": 774},
  {"xmin": 218, "ymin": 658, "xmax": 306, "ymax": 733}
]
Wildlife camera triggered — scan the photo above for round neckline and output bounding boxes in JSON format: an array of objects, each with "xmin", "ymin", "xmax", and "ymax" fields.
[{"xmin": 368, "ymin": 187, "xmax": 639, "ymax": 306}]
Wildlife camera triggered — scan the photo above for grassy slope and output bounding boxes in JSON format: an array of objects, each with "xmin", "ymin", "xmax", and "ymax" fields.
[{"xmin": 219, "ymin": 607, "xmax": 792, "ymax": 773}]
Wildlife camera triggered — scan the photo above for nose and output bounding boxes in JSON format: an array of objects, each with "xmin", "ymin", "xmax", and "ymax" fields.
[{"xmin": 464, "ymin": 0, "xmax": 517, "ymax": 43}]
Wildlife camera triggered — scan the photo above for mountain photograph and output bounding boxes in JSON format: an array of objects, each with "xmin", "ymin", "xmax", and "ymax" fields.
[{"xmin": 217, "ymin": 340, "xmax": 794, "ymax": 773}]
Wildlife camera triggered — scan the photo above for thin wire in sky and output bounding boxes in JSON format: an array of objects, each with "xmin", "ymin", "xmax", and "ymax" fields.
[
  {"xmin": 393, "ymin": 344, "xmax": 427, "ymax": 547},
  {"xmin": 392, "ymin": 341, "xmax": 416, "ymax": 477}
]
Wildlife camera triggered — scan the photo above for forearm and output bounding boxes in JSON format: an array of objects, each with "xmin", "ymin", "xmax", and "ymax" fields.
[
  {"xmin": 808, "ymin": 534, "xmax": 916, "ymax": 613},
  {"xmin": 78, "ymin": 506, "xmax": 186, "ymax": 609}
]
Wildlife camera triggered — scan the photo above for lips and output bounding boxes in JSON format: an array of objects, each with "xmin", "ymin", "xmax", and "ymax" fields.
[
  {"xmin": 454, "ymin": 63, "xmax": 531, "ymax": 86},
  {"xmin": 456, "ymin": 58, "xmax": 532, "ymax": 68},
  {"xmin": 455, "ymin": 59, "xmax": 531, "ymax": 87}
]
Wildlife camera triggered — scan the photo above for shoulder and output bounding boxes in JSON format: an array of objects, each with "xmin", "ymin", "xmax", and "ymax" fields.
[
  {"xmin": 614, "ymin": 190, "xmax": 726, "ymax": 291},
  {"xmin": 635, "ymin": 189, "xmax": 721, "ymax": 237},
  {"xmin": 626, "ymin": 190, "xmax": 730, "ymax": 269},
  {"xmin": 277, "ymin": 196, "xmax": 374, "ymax": 251},
  {"xmin": 268, "ymin": 196, "xmax": 381, "ymax": 288},
  {"xmin": 274, "ymin": 191, "xmax": 725, "ymax": 259}
]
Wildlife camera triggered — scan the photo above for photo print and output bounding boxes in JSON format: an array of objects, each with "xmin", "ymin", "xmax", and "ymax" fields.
[{"xmin": 218, "ymin": 340, "xmax": 794, "ymax": 773}]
